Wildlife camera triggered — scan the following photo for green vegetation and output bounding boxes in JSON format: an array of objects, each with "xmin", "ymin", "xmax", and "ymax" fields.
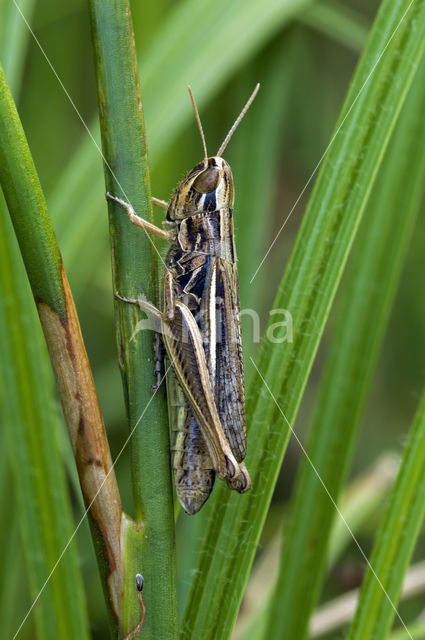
[{"xmin": 1, "ymin": 1, "xmax": 425, "ymax": 638}]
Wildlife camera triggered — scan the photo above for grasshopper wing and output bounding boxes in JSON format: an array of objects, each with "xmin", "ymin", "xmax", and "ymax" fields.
[
  {"xmin": 200, "ymin": 258, "xmax": 251, "ymax": 492},
  {"xmin": 162, "ymin": 298, "xmax": 241, "ymax": 484}
]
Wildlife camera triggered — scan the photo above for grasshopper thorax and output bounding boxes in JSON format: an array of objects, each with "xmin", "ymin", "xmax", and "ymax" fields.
[{"xmin": 167, "ymin": 156, "xmax": 234, "ymax": 221}]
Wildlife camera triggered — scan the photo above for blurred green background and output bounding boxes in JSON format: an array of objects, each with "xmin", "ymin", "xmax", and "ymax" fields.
[{"xmin": 1, "ymin": 0, "xmax": 425, "ymax": 638}]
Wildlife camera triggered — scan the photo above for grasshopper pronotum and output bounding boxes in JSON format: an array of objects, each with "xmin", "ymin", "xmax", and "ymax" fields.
[{"xmin": 108, "ymin": 84, "xmax": 259, "ymax": 513}]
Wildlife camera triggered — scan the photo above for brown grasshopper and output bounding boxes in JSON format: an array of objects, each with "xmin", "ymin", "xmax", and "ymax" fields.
[{"xmin": 108, "ymin": 84, "xmax": 259, "ymax": 513}]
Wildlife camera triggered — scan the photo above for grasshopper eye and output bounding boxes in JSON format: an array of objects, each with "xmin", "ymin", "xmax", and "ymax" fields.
[{"xmin": 193, "ymin": 167, "xmax": 220, "ymax": 193}]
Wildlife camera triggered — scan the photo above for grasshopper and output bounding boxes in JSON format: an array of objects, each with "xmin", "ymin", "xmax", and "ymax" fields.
[{"xmin": 108, "ymin": 84, "xmax": 259, "ymax": 514}]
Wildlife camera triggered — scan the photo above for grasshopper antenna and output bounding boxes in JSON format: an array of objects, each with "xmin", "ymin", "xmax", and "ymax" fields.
[
  {"xmin": 188, "ymin": 86, "xmax": 208, "ymax": 162},
  {"xmin": 217, "ymin": 83, "xmax": 260, "ymax": 157}
]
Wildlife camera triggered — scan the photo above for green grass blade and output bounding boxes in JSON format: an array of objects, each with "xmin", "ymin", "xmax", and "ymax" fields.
[
  {"xmin": 326, "ymin": 455, "xmax": 399, "ymax": 568},
  {"xmin": 233, "ymin": 37, "xmax": 294, "ymax": 318},
  {"xmin": 235, "ymin": 455, "xmax": 398, "ymax": 640},
  {"xmin": 0, "ymin": 4, "xmax": 39, "ymax": 635},
  {"xmin": 49, "ymin": 0, "xmax": 314, "ymax": 284},
  {"xmin": 88, "ymin": 2, "xmax": 177, "ymax": 637},
  {"xmin": 0, "ymin": 431, "xmax": 23, "ymax": 638},
  {"xmin": 138, "ymin": 0, "xmax": 312, "ymax": 161},
  {"xmin": 0, "ymin": 63, "xmax": 65, "ymax": 315},
  {"xmin": 180, "ymin": 2, "xmax": 425, "ymax": 638},
  {"xmin": 0, "ymin": 61, "xmax": 123, "ymax": 629},
  {"xmin": 299, "ymin": 0, "xmax": 369, "ymax": 52},
  {"xmin": 264, "ymin": 41, "xmax": 425, "ymax": 640},
  {"xmin": 347, "ymin": 386, "xmax": 425, "ymax": 639},
  {"xmin": 390, "ymin": 620, "xmax": 425, "ymax": 640},
  {"xmin": 0, "ymin": 0, "xmax": 36, "ymax": 97},
  {"xmin": 0, "ymin": 195, "xmax": 89, "ymax": 639}
]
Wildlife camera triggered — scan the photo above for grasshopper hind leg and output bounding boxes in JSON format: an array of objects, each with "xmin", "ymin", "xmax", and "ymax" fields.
[{"xmin": 226, "ymin": 462, "xmax": 251, "ymax": 493}]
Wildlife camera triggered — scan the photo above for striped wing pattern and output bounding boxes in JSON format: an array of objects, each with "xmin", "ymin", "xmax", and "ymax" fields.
[
  {"xmin": 162, "ymin": 298, "xmax": 238, "ymax": 481},
  {"xmin": 200, "ymin": 258, "xmax": 246, "ymax": 461}
]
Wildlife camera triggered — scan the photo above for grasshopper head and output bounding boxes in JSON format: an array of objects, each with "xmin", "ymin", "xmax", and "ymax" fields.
[{"xmin": 167, "ymin": 156, "xmax": 234, "ymax": 221}]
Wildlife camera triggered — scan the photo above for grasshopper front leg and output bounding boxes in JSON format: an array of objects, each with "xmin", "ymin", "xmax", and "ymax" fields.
[{"xmin": 106, "ymin": 192, "xmax": 173, "ymax": 242}]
